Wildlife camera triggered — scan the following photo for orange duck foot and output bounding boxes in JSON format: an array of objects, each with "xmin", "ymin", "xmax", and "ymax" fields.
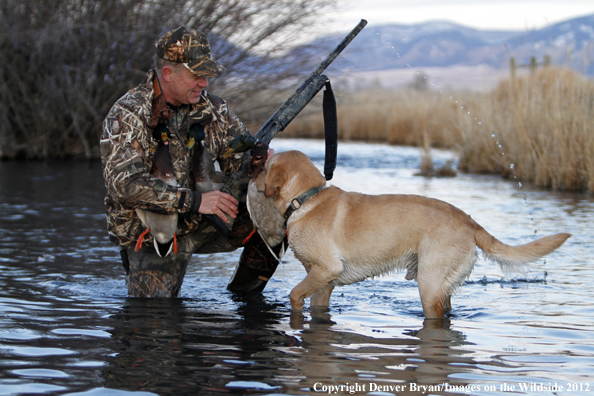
[
  {"xmin": 135, "ymin": 228, "xmax": 151, "ymax": 252},
  {"xmin": 242, "ymin": 229, "xmax": 257, "ymax": 245}
]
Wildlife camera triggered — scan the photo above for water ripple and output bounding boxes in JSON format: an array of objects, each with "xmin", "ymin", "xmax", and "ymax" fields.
[{"xmin": 0, "ymin": 141, "xmax": 592, "ymax": 395}]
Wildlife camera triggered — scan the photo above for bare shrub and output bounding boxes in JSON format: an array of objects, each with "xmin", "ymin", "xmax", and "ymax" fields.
[{"xmin": 0, "ymin": 0, "xmax": 335, "ymax": 159}]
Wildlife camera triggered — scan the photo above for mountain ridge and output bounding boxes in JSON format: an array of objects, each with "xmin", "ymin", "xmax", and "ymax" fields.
[{"xmin": 316, "ymin": 14, "xmax": 594, "ymax": 75}]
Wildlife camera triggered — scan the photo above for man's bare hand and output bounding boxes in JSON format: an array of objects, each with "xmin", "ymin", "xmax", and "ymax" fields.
[{"xmin": 198, "ymin": 190, "xmax": 238, "ymax": 223}]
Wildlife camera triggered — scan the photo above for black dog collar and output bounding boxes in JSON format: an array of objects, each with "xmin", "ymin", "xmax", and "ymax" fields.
[{"xmin": 283, "ymin": 186, "xmax": 324, "ymax": 222}]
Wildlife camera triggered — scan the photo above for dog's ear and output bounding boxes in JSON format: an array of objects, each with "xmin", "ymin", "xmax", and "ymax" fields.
[{"xmin": 264, "ymin": 165, "xmax": 286, "ymax": 198}]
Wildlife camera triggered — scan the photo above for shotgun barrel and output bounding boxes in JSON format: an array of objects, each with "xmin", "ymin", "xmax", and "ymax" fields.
[{"xmin": 255, "ymin": 19, "xmax": 368, "ymax": 143}]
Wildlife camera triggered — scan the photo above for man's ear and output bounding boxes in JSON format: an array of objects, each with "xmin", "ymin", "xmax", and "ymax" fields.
[
  {"xmin": 162, "ymin": 66, "xmax": 175, "ymax": 83},
  {"xmin": 264, "ymin": 166, "xmax": 286, "ymax": 198}
]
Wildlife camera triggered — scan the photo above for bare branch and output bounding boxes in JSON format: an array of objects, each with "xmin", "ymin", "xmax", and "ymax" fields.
[{"xmin": 0, "ymin": 0, "xmax": 336, "ymax": 158}]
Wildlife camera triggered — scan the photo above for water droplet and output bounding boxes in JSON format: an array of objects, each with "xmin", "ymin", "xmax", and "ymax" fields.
[
  {"xmin": 510, "ymin": 163, "xmax": 515, "ymax": 169},
  {"xmin": 518, "ymin": 182, "xmax": 523, "ymax": 187},
  {"xmin": 478, "ymin": 122, "xmax": 482, "ymax": 125}
]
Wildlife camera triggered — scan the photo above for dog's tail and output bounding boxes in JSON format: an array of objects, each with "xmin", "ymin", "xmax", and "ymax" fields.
[{"xmin": 473, "ymin": 224, "xmax": 571, "ymax": 272}]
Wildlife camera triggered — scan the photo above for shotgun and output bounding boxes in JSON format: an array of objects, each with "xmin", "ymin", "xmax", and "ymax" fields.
[{"xmin": 211, "ymin": 19, "xmax": 367, "ymax": 236}]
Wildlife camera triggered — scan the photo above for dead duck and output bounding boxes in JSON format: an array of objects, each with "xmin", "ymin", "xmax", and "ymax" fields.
[
  {"xmin": 222, "ymin": 134, "xmax": 257, "ymax": 159},
  {"xmin": 224, "ymin": 135, "xmax": 287, "ymax": 260},
  {"xmin": 135, "ymin": 123, "xmax": 228, "ymax": 256},
  {"xmin": 135, "ymin": 124, "xmax": 179, "ymax": 257},
  {"xmin": 189, "ymin": 123, "xmax": 229, "ymax": 193}
]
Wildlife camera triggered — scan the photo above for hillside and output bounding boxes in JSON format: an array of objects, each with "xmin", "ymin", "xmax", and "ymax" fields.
[{"xmin": 316, "ymin": 14, "xmax": 594, "ymax": 76}]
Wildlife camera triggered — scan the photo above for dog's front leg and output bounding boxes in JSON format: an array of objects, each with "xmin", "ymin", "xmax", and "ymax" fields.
[
  {"xmin": 310, "ymin": 284, "xmax": 335, "ymax": 308},
  {"xmin": 290, "ymin": 268, "xmax": 339, "ymax": 311}
]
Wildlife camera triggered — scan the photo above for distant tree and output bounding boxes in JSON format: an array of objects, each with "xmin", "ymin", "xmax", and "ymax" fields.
[{"xmin": 0, "ymin": 0, "xmax": 335, "ymax": 159}]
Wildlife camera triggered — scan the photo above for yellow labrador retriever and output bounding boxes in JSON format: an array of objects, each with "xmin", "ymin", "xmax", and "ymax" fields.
[{"xmin": 256, "ymin": 150, "xmax": 571, "ymax": 318}]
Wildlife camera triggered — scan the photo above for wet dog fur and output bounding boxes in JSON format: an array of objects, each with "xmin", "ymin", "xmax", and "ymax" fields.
[{"xmin": 256, "ymin": 150, "xmax": 571, "ymax": 318}]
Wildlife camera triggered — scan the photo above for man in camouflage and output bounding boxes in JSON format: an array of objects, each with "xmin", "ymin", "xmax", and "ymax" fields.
[{"xmin": 100, "ymin": 26, "xmax": 279, "ymax": 297}]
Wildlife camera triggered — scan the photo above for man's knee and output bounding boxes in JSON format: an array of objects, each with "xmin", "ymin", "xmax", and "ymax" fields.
[{"xmin": 123, "ymin": 243, "xmax": 193, "ymax": 298}]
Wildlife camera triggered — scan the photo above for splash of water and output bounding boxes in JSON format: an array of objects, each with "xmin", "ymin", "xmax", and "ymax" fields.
[{"xmin": 369, "ymin": 26, "xmax": 539, "ymax": 235}]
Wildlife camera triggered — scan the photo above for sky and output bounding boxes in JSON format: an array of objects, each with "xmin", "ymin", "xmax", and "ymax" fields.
[{"xmin": 329, "ymin": 0, "xmax": 594, "ymax": 33}]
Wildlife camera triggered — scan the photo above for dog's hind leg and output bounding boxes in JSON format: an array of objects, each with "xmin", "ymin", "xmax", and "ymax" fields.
[
  {"xmin": 290, "ymin": 267, "xmax": 339, "ymax": 311},
  {"xmin": 444, "ymin": 293, "xmax": 452, "ymax": 313},
  {"xmin": 310, "ymin": 284, "xmax": 335, "ymax": 308},
  {"xmin": 417, "ymin": 233, "xmax": 477, "ymax": 318},
  {"xmin": 416, "ymin": 246, "xmax": 459, "ymax": 319},
  {"xmin": 418, "ymin": 282, "xmax": 448, "ymax": 319}
]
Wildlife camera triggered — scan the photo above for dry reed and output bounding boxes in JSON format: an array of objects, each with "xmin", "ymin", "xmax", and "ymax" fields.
[
  {"xmin": 457, "ymin": 67, "xmax": 594, "ymax": 193},
  {"xmin": 286, "ymin": 67, "xmax": 594, "ymax": 193},
  {"xmin": 284, "ymin": 88, "xmax": 463, "ymax": 148}
]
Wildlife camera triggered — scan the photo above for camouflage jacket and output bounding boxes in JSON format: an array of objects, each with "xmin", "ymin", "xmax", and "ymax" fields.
[{"xmin": 100, "ymin": 69, "xmax": 249, "ymax": 247}]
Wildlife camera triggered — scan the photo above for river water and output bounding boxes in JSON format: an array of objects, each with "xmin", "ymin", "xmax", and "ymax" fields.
[{"xmin": 0, "ymin": 139, "xmax": 592, "ymax": 396}]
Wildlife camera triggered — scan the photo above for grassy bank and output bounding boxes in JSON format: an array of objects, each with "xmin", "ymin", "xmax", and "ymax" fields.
[
  {"xmin": 283, "ymin": 87, "xmax": 464, "ymax": 148},
  {"xmin": 284, "ymin": 67, "xmax": 594, "ymax": 193}
]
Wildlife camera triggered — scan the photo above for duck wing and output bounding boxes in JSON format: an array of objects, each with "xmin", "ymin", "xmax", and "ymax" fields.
[
  {"xmin": 191, "ymin": 138, "xmax": 232, "ymax": 193},
  {"xmin": 246, "ymin": 180, "xmax": 287, "ymax": 260}
]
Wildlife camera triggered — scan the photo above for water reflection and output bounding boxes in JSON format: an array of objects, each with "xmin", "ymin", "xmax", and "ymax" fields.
[
  {"xmin": 287, "ymin": 311, "xmax": 480, "ymax": 394},
  {"xmin": 1, "ymin": 140, "xmax": 593, "ymax": 395},
  {"xmin": 99, "ymin": 297, "xmax": 491, "ymax": 395},
  {"xmin": 103, "ymin": 297, "xmax": 293, "ymax": 394}
]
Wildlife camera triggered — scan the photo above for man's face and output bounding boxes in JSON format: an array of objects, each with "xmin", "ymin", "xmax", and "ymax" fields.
[{"xmin": 166, "ymin": 66, "xmax": 209, "ymax": 106}]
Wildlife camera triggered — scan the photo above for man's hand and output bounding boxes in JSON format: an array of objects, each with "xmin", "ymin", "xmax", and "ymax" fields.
[{"xmin": 198, "ymin": 190, "xmax": 238, "ymax": 223}]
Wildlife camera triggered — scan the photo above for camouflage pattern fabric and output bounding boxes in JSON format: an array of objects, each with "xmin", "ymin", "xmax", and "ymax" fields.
[
  {"xmin": 124, "ymin": 207, "xmax": 255, "ymax": 297},
  {"xmin": 155, "ymin": 26, "xmax": 226, "ymax": 78},
  {"xmin": 100, "ymin": 69, "xmax": 250, "ymax": 248}
]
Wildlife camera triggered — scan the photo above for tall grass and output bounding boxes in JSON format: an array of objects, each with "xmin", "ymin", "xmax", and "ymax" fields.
[
  {"xmin": 285, "ymin": 67, "xmax": 594, "ymax": 193},
  {"xmin": 458, "ymin": 67, "xmax": 594, "ymax": 193},
  {"xmin": 284, "ymin": 88, "xmax": 463, "ymax": 148}
]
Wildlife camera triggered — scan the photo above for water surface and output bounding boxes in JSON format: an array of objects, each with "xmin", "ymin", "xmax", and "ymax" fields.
[{"xmin": 0, "ymin": 139, "xmax": 591, "ymax": 395}]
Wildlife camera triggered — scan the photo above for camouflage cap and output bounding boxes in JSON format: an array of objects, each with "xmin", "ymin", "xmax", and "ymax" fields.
[{"xmin": 156, "ymin": 26, "xmax": 226, "ymax": 78}]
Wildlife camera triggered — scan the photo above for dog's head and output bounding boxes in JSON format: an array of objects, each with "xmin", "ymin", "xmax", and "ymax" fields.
[{"xmin": 255, "ymin": 150, "xmax": 326, "ymax": 212}]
